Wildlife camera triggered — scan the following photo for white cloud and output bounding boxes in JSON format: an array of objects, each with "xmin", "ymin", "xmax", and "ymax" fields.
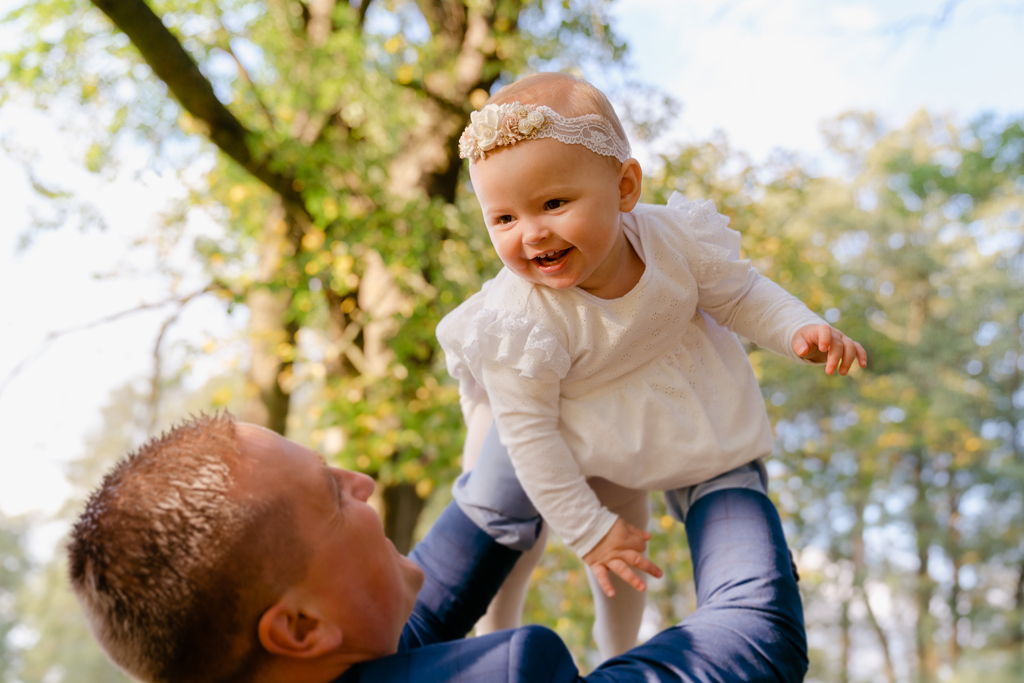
[{"xmin": 829, "ymin": 3, "xmax": 881, "ymax": 32}]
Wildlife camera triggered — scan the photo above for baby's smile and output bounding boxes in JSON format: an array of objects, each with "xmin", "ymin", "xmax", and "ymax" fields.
[{"xmin": 533, "ymin": 247, "xmax": 573, "ymax": 267}]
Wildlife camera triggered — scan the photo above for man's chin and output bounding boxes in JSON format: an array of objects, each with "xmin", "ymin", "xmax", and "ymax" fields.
[{"xmin": 404, "ymin": 561, "xmax": 426, "ymax": 596}]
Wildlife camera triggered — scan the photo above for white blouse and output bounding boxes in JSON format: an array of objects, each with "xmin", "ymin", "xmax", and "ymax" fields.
[{"xmin": 437, "ymin": 194, "xmax": 825, "ymax": 555}]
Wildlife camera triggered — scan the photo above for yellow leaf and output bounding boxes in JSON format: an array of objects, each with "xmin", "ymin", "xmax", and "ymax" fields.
[
  {"xmin": 228, "ymin": 185, "xmax": 248, "ymax": 203},
  {"xmin": 302, "ymin": 229, "xmax": 326, "ymax": 251},
  {"xmin": 276, "ymin": 342, "xmax": 295, "ymax": 361},
  {"xmin": 323, "ymin": 197, "xmax": 339, "ymax": 221},
  {"xmin": 469, "ymin": 88, "xmax": 489, "ymax": 109},
  {"xmin": 211, "ymin": 387, "xmax": 232, "ymax": 406}
]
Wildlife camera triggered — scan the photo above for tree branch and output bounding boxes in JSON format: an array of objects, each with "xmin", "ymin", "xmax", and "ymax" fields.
[
  {"xmin": 0, "ymin": 286, "xmax": 214, "ymax": 397},
  {"xmin": 398, "ymin": 77, "xmax": 466, "ymax": 116},
  {"xmin": 355, "ymin": 0, "xmax": 373, "ymax": 28},
  {"xmin": 146, "ymin": 302, "xmax": 189, "ymax": 433},
  {"xmin": 89, "ymin": 0, "xmax": 304, "ymax": 206},
  {"xmin": 210, "ymin": 9, "xmax": 278, "ymax": 132}
]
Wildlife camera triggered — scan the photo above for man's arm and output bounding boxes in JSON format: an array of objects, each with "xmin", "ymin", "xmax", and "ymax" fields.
[
  {"xmin": 397, "ymin": 426, "xmax": 544, "ymax": 649},
  {"xmin": 581, "ymin": 488, "xmax": 808, "ymax": 682},
  {"xmin": 398, "ymin": 503, "xmax": 524, "ymax": 648}
]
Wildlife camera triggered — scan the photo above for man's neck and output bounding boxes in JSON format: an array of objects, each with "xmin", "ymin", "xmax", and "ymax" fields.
[{"xmin": 254, "ymin": 655, "xmax": 352, "ymax": 683}]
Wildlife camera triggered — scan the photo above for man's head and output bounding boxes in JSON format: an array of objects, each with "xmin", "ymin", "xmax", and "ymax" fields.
[{"xmin": 68, "ymin": 414, "xmax": 423, "ymax": 682}]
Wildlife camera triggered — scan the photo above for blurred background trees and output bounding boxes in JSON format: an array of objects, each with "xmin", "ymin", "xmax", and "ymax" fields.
[{"xmin": 1, "ymin": 1, "xmax": 1021, "ymax": 681}]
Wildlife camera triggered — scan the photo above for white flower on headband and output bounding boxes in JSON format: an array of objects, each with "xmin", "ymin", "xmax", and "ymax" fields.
[
  {"xmin": 518, "ymin": 109, "xmax": 545, "ymax": 135},
  {"xmin": 459, "ymin": 102, "xmax": 630, "ymax": 162},
  {"xmin": 468, "ymin": 104, "xmax": 502, "ymax": 151}
]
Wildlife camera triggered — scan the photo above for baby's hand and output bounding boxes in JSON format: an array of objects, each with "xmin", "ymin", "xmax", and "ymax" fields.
[
  {"xmin": 793, "ymin": 324, "xmax": 868, "ymax": 376},
  {"xmin": 582, "ymin": 518, "xmax": 663, "ymax": 598}
]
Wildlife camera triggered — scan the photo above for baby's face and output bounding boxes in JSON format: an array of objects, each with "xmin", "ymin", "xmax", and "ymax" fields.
[{"xmin": 470, "ymin": 138, "xmax": 641, "ymax": 298}]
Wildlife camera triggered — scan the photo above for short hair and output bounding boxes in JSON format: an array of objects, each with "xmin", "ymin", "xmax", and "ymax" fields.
[
  {"xmin": 488, "ymin": 72, "xmax": 630, "ymax": 148},
  {"xmin": 68, "ymin": 413, "xmax": 306, "ymax": 682}
]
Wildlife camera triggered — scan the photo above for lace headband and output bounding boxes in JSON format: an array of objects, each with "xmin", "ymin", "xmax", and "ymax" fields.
[{"xmin": 458, "ymin": 102, "xmax": 631, "ymax": 163}]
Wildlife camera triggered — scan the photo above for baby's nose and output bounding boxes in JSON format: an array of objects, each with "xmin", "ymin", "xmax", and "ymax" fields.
[{"xmin": 521, "ymin": 219, "xmax": 550, "ymax": 244}]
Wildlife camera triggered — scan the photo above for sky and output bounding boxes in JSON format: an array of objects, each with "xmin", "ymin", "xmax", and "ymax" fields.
[{"xmin": 1, "ymin": 0, "xmax": 1022, "ymax": 553}]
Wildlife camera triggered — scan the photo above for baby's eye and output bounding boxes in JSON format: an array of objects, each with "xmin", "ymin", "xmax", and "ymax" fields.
[
  {"xmin": 493, "ymin": 214, "xmax": 514, "ymax": 225},
  {"xmin": 544, "ymin": 199, "xmax": 566, "ymax": 211}
]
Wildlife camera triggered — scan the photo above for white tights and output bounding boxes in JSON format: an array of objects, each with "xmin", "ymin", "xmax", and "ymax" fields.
[{"xmin": 470, "ymin": 472, "xmax": 650, "ymax": 659}]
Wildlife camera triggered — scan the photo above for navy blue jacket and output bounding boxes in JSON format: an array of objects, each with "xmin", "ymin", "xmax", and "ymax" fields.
[{"xmin": 338, "ymin": 489, "xmax": 807, "ymax": 682}]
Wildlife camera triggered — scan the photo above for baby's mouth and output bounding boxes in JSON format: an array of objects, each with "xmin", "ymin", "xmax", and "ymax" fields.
[{"xmin": 533, "ymin": 248, "xmax": 572, "ymax": 267}]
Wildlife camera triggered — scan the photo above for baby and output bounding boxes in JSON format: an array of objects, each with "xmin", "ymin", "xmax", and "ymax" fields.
[{"xmin": 437, "ymin": 72, "xmax": 866, "ymax": 656}]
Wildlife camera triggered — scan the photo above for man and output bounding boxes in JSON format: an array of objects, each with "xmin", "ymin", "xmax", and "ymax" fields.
[{"xmin": 68, "ymin": 413, "xmax": 807, "ymax": 681}]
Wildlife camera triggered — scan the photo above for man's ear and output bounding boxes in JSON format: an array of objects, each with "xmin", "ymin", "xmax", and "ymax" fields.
[
  {"xmin": 617, "ymin": 158, "xmax": 643, "ymax": 212},
  {"xmin": 257, "ymin": 597, "xmax": 343, "ymax": 659}
]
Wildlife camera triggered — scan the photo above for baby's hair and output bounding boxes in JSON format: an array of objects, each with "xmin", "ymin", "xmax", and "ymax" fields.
[
  {"xmin": 488, "ymin": 72, "xmax": 630, "ymax": 149},
  {"xmin": 67, "ymin": 413, "xmax": 307, "ymax": 682}
]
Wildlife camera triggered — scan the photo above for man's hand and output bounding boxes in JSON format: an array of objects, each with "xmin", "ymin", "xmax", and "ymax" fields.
[
  {"xmin": 582, "ymin": 518, "xmax": 663, "ymax": 598},
  {"xmin": 792, "ymin": 324, "xmax": 868, "ymax": 376}
]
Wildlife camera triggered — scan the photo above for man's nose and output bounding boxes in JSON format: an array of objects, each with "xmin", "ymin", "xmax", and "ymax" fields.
[{"xmin": 346, "ymin": 470, "xmax": 376, "ymax": 501}]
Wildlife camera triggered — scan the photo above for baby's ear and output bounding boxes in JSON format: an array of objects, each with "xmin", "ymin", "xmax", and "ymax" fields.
[{"xmin": 617, "ymin": 159, "xmax": 643, "ymax": 211}]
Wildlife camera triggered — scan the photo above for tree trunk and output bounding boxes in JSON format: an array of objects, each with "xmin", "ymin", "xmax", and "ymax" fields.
[
  {"xmin": 382, "ymin": 483, "xmax": 427, "ymax": 555},
  {"xmin": 912, "ymin": 452, "xmax": 938, "ymax": 682},
  {"xmin": 839, "ymin": 597, "xmax": 851, "ymax": 683},
  {"xmin": 946, "ymin": 486, "xmax": 962, "ymax": 670},
  {"xmin": 242, "ymin": 200, "xmax": 299, "ymax": 433},
  {"xmin": 1014, "ymin": 560, "xmax": 1023, "ymax": 659},
  {"xmin": 852, "ymin": 498, "xmax": 897, "ymax": 683}
]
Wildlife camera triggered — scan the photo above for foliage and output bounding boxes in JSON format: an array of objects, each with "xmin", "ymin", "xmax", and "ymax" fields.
[
  {"xmin": 0, "ymin": 514, "xmax": 33, "ymax": 680},
  {"xmin": 2, "ymin": 1, "xmax": 1022, "ymax": 679},
  {"xmin": 2, "ymin": 0, "xmax": 633, "ymax": 556},
  {"xmin": 754, "ymin": 111, "xmax": 1024, "ymax": 682}
]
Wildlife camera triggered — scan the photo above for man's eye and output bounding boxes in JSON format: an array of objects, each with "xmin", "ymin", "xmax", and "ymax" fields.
[{"xmin": 544, "ymin": 199, "xmax": 565, "ymax": 210}]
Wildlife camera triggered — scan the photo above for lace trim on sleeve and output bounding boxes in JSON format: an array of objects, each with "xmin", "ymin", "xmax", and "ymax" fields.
[
  {"xmin": 464, "ymin": 308, "xmax": 571, "ymax": 381},
  {"xmin": 667, "ymin": 191, "xmax": 744, "ymax": 283}
]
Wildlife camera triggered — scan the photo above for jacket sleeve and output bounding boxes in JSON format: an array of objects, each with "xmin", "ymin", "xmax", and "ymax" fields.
[
  {"xmin": 341, "ymin": 626, "xmax": 582, "ymax": 682},
  {"xmin": 398, "ymin": 502, "xmax": 524, "ymax": 649},
  {"xmin": 584, "ymin": 489, "xmax": 809, "ymax": 682}
]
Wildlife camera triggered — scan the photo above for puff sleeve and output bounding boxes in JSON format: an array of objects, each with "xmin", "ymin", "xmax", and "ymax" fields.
[
  {"xmin": 667, "ymin": 192, "xmax": 825, "ymax": 361},
  {"xmin": 437, "ymin": 297, "xmax": 618, "ymax": 557}
]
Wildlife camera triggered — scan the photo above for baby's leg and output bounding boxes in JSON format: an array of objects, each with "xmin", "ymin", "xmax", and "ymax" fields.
[
  {"xmin": 586, "ymin": 479, "xmax": 650, "ymax": 658},
  {"xmin": 475, "ymin": 524, "xmax": 548, "ymax": 633},
  {"xmin": 664, "ymin": 459, "xmax": 768, "ymax": 523}
]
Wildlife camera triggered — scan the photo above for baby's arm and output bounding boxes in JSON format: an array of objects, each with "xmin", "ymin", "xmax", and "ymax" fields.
[
  {"xmin": 792, "ymin": 323, "xmax": 868, "ymax": 375},
  {"xmin": 460, "ymin": 400, "xmax": 494, "ymax": 471},
  {"xmin": 583, "ymin": 518, "xmax": 663, "ymax": 597},
  {"xmin": 695, "ymin": 249, "xmax": 867, "ymax": 371}
]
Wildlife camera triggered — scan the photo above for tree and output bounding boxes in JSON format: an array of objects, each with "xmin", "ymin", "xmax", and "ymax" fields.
[
  {"xmin": 2, "ymin": 0, "xmax": 628, "ymax": 552},
  {"xmin": 750, "ymin": 110, "xmax": 1024, "ymax": 682},
  {"xmin": 643, "ymin": 109, "xmax": 1023, "ymax": 682},
  {"xmin": 0, "ymin": 514, "xmax": 33, "ymax": 681}
]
